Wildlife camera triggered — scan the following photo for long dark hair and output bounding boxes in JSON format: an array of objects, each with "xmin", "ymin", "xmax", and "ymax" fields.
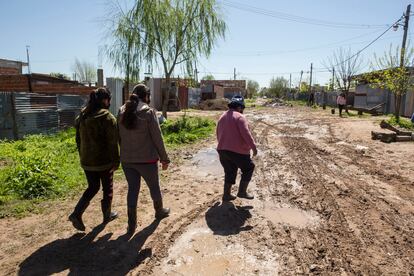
[
  {"xmin": 81, "ymin": 87, "xmax": 111, "ymax": 118},
  {"xmin": 120, "ymin": 84, "xmax": 150, "ymax": 129}
]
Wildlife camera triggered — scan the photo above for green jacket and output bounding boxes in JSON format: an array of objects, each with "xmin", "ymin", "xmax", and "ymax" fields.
[{"xmin": 75, "ymin": 109, "xmax": 120, "ymax": 171}]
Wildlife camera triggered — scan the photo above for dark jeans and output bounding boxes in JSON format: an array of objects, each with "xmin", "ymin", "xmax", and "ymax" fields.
[
  {"xmin": 122, "ymin": 163, "xmax": 162, "ymax": 208},
  {"xmin": 81, "ymin": 170, "xmax": 114, "ymax": 204},
  {"xmin": 218, "ymin": 150, "xmax": 255, "ymax": 184},
  {"xmin": 338, "ymin": 104, "xmax": 345, "ymax": 116}
]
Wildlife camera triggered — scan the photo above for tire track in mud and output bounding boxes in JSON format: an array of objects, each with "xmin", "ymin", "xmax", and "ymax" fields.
[
  {"xmin": 136, "ymin": 195, "xmax": 222, "ymax": 275},
  {"xmin": 251, "ymin": 114, "xmax": 390, "ymax": 274}
]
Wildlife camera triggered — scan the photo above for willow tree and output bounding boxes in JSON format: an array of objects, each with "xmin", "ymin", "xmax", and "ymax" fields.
[
  {"xmin": 127, "ymin": 0, "xmax": 226, "ymax": 118},
  {"xmin": 106, "ymin": 2, "xmax": 142, "ymax": 102},
  {"xmin": 365, "ymin": 44, "xmax": 414, "ymax": 120}
]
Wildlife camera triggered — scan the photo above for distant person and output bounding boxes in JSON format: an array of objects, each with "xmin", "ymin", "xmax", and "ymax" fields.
[
  {"xmin": 308, "ymin": 92, "xmax": 315, "ymax": 106},
  {"xmin": 69, "ymin": 87, "xmax": 119, "ymax": 231},
  {"xmin": 118, "ymin": 84, "xmax": 170, "ymax": 235},
  {"xmin": 337, "ymin": 92, "xmax": 347, "ymax": 117},
  {"xmin": 216, "ymin": 95, "xmax": 257, "ymax": 201}
]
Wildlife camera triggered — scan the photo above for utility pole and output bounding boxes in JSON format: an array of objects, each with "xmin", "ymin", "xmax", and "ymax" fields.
[
  {"xmin": 26, "ymin": 45, "xmax": 31, "ymax": 74},
  {"xmin": 331, "ymin": 67, "xmax": 335, "ymax": 91},
  {"xmin": 397, "ymin": 4, "xmax": 411, "ymax": 118},
  {"xmin": 289, "ymin": 73, "xmax": 292, "ymax": 92},
  {"xmin": 308, "ymin": 63, "xmax": 313, "ymax": 106},
  {"xmin": 400, "ymin": 4, "xmax": 411, "ymax": 68},
  {"xmin": 234, "ymin": 67, "xmax": 236, "ymax": 80}
]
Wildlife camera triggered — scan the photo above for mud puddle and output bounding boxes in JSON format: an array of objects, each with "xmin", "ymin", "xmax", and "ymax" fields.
[
  {"xmin": 259, "ymin": 202, "xmax": 320, "ymax": 228},
  {"xmin": 156, "ymin": 216, "xmax": 279, "ymax": 276},
  {"xmin": 186, "ymin": 148, "xmax": 223, "ymax": 178}
]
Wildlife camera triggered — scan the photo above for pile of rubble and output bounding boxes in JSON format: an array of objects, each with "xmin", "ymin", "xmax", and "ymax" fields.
[
  {"xmin": 264, "ymin": 98, "xmax": 293, "ymax": 107},
  {"xmin": 371, "ymin": 120, "xmax": 414, "ymax": 143},
  {"xmin": 197, "ymin": 98, "xmax": 230, "ymax": 110}
]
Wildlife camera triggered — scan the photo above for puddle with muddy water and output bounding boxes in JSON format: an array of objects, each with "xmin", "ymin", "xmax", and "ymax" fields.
[
  {"xmin": 188, "ymin": 148, "xmax": 223, "ymax": 178},
  {"xmin": 156, "ymin": 217, "xmax": 279, "ymax": 276},
  {"xmin": 260, "ymin": 203, "xmax": 320, "ymax": 228}
]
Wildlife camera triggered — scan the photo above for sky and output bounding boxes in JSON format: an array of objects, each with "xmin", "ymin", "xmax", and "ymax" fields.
[{"xmin": 1, "ymin": 0, "xmax": 413, "ymax": 88}]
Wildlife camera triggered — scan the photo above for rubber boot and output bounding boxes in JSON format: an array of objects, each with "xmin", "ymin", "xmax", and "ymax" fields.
[
  {"xmin": 68, "ymin": 197, "xmax": 89, "ymax": 231},
  {"xmin": 237, "ymin": 181, "xmax": 254, "ymax": 200},
  {"xmin": 101, "ymin": 200, "xmax": 118, "ymax": 224},
  {"xmin": 153, "ymin": 199, "xmax": 170, "ymax": 220},
  {"xmin": 222, "ymin": 182, "xmax": 236, "ymax": 201},
  {"xmin": 127, "ymin": 206, "xmax": 137, "ymax": 234}
]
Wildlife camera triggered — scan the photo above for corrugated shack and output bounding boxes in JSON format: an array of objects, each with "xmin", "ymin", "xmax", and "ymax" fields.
[
  {"xmin": 147, "ymin": 78, "xmax": 194, "ymax": 111},
  {"xmin": 0, "ymin": 74, "xmax": 95, "ymax": 140},
  {"xmin": 354, "ymin": 68, "xmax": 414, "ymax": 117}
]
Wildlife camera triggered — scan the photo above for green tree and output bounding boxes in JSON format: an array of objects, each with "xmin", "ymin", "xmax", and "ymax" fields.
[
  {"xmin": 49, "ymin": 72, "xmax": 70, "ymax": 80},
  {"xmin": 365, "ymin": 44, "xmax": 414, "ymax": 120},
  {"xmin": 112, "ymin": 0, "xmax": 226, "ymax": 118},
  {"xmin": 247, "ymin": 79, "xmax": 260, "ymax": 98},
  {"xmin": 106, "ymin": 2, "xmax": 141, "ymax": 98},
  {"xmin": 299, "ymin": 82, "xmax": 309, "ymax": 93},
  {"xmin": 267, "ymin": 77, "xmax": 289, "ymax": 98},
  {"xmin": 202, "ymin": 74, "xmax": 215, "ymax": 80},
  {"xmin": 71, "ymin": 58, "xmax": 97, "ymax": 84}
]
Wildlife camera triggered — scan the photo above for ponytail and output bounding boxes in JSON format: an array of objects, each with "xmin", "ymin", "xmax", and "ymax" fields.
[
  {"xmin": 120, "ymin": 94, "xmax": 139, "ymax": 129},
  {"xmin": 80, "ymin": 87, "xmax": 111, "ymax": 118}
]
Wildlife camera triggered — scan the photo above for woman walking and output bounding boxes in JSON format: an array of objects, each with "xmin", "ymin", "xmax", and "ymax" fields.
[
  {"xmin": 118, "ymin": 84, "xmax": 170, "ymax": 234},
  {"xmin": 69, "ymin": 87, "xmax": 120, "ymax": 231},
  {"xmin": 337, "ymin": 92, "xmax": 347, "ymax": 117}
]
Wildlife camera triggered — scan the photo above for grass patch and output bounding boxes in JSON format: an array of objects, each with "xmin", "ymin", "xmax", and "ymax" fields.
[
  {"xmin": 0, "ymin": 116, "xmax": 215, "ymax": 217},
  {"xmin": 161, "ymin": 116, "xmax": 215, "ymax": 146},
  {"xmin": 386, "ymin": 115, "xmax": 414, "ymax": 130},
  {"xmin": 0, "ymin": 129, "xmax": 84, "ymax": 218}
]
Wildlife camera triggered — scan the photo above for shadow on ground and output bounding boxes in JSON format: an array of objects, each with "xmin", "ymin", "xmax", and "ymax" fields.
[
  {"xmin": 205, "ymin": 201, "xmax": 253, "ymax": 235},
  {"xmin": 18, "ymin": 220, "xmax": 160, "ymax": 276}
]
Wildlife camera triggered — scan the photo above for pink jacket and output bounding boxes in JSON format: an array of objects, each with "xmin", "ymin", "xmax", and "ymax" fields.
[
  {"xmin": 216, "ymin": 110, "xmax": 257, "ymax": 155},
  {"xmin": 337, "ymin": 95, "xmax": 346, "ymax": 105}
]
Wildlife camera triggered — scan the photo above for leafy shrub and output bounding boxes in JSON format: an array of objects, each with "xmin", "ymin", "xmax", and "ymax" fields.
[
  {"xmin": 161, "ymin": 116, "xmax": 215, "ymax": 145},
  {"xmin": 387, "ymin": 116, "xmax": 414, "ymax": 130},
  {"xmin": 0, "ymin": 128, "xmax": 84, "ymax": 203}
]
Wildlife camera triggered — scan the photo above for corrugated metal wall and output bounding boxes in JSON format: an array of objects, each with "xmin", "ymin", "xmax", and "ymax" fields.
[
  {"xmin": 0, "ymin": 92, "xmax": 15, "ymax": 139},
  {"xmin": 0, "ymin": 92, "xmax": 88, "ymax": 140},
  {"xmin": 106, "ymin": 78, "xmax": 123, "ymax": 116}
]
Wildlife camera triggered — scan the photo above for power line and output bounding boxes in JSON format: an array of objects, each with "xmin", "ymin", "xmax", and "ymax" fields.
[
  {"xmin": 222, "ymin": 0, "xmax": 388, "ymax": 29},
  {"xmin": 314, "ymin": 15, "xmax": 405, "ymax": 71}
]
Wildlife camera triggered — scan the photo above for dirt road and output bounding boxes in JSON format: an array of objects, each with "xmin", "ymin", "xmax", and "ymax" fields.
[{"xmin": 1, "ymin": 106, "xmax": 413, "ymax": 275}]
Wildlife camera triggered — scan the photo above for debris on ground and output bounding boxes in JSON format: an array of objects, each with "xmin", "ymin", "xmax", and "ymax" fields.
[
  {"xmin": 371, "ymin": 120, "xmax": 414, "ymax": 143},
  {"xmin": 197, "ymin": 98, "xmax": 229, "ymax": 110},
  {"xmin": 264, "ymin": 98, "xmax": 293, "ymax": 107}
]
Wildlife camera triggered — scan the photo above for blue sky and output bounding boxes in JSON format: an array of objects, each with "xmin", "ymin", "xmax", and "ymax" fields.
[{"xmin": 1, "ymin": 0, "xmax": 413, "ymax": 87}]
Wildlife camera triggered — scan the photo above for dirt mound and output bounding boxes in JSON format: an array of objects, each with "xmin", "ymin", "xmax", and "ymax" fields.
[{"xmin": 198, "ymin": 98, "xmax": 229, "ymax": 110}]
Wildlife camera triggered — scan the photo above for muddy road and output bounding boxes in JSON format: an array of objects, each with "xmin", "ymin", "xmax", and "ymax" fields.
[{"xmin": 0, "ymin": 106, "xmax": 413, "ymax": 275}]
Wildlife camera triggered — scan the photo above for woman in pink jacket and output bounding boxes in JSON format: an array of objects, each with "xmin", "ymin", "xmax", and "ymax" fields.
[
  {"xmin": 216, "ymin": 96, "xmax": 257, "ymax": 201},
  {"xmin": 337, "ymin": 92, "xmax": 347, "ymax": 117}
]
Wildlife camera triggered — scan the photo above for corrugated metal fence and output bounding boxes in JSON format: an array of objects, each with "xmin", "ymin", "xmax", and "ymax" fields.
[{"xmin": 0, "ymin": 92, "xmax": 88, "ymax": 140}]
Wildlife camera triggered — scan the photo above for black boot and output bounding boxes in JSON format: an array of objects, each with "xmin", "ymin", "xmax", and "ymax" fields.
[
  {"xmin": 101, "ymin": 200, "xmax": 118, "ymax": 224},
  {"xmin": 237, "ymin": 181, "xmax": 254, "ymax": 200},
  {"xmin": 153, "ymin": 199, "xmax": 170, "ymax": 220},
  {"xmin": 68, "ymin": 197, "xmax": 89, "ymax": 231},
  {"xmin": 222, "ymin": 182, "xmax": 236, "ymax": 201},
  {"xmin": 127, "ymin": 206, "xmax": 137, "ymax": 234}
]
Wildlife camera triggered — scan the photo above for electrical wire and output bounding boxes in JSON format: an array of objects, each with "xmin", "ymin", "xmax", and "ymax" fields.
[{"xmin": 222, "ymin": 0, "xmax": 389, "ymax": 29}]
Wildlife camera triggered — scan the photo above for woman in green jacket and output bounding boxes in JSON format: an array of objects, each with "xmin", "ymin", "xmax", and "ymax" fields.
[{"xmin": 69, "ymin": 87, "xmax": 120, "ymax": 231}]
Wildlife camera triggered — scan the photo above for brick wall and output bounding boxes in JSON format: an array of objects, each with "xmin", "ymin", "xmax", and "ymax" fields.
[{"xmin": 0, "ymin": 67, "xmax": 20, "ymax": 75}]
